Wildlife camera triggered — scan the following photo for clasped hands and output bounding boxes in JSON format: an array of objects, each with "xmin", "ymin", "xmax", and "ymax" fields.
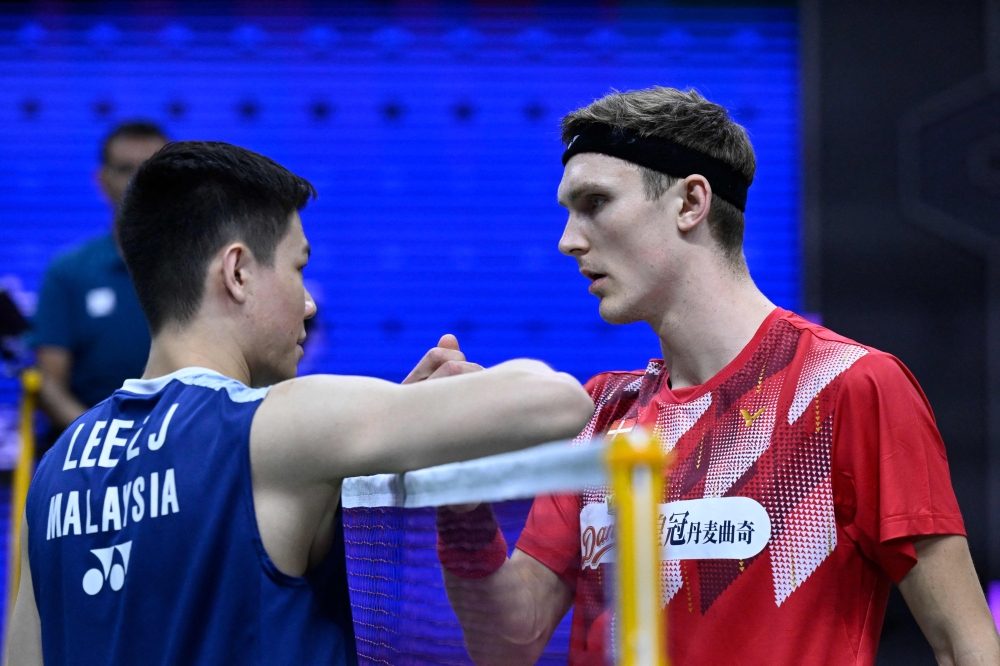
[
  {"xmin": 403, "ymin": 333, "xmax": 485, "ymax": 514},
  {"xmin": 401, "ymin": 333, "xmax": 484, "ymax": 384}
]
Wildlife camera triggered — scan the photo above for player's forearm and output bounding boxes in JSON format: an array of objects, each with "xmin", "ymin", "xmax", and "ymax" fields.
[
  {"xmin": 5, "ymin": 515, "xmax": 43, "ymax": 666},
  {"xmin": 899, "ymin": 536, "xmax": 1000, "ymax": 666},
  {"xmin": 259, "ymin": 364, "xmax": 592, "ymax": 482},
  {"xmin": 924, "ymin": 616, "xmax": 1000, "ymax": 666},
  {"xmin": 925, "ymin": 636, "xmax": 1000, "ymax": 666},
  {"xmin": 443, "ymin": 561, "xmax": 553, "ymax": 666},
  {"xmin": 373, "ymin": 361, "xmax": 594, "ymax": 472}
]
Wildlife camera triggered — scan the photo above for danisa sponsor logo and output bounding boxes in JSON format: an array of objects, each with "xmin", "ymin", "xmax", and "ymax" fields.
[
  {"xmin": 580, "ymin": 496, "xmax": 772, "ymax": 569},
  {"xmin": 581, "ymin": 515, "xmax": 615, "ymax": 569}
]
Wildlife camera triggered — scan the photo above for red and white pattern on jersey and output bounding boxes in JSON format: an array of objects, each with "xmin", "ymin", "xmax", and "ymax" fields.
[
  {"xmin": 571, "ymin": 319, "xmax": 871, "ymax": 615},
  {"xmin": 572, "ymin": 365, "xmax": 652, "ymax": 448},
  {"xmin": 565, "ymin": 361, "xmax": 666, "ymax": 639},
  {"xmin": 768, "ymin": 339, "xmax": 868, "ymax": 605},
  {"xmin": 577, "ymin": 360, "xmax": 663, "ymax": 503},
  {"xmin": 652, "ymin": 393, "xmax": 713, "ymax": 605}
]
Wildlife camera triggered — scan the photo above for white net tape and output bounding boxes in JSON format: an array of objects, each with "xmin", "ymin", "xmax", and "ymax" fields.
[{"xmin": 342, "ymin": 439, "xmax": 606, "ymax": 509}]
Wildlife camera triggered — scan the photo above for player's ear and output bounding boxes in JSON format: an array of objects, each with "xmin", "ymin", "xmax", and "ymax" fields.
[
  {"xmin": 676, "ymin": 174, "xmax": 711, "ymax": 233},
  {"xmin": 221, "ymin": 243, "xmax": 250, "ymax": 304}
]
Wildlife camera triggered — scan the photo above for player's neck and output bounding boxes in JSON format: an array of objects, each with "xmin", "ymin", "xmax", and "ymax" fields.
[
  {"xmin": 652, "ymin": 260, "xmax": 775, "ymax": 391},
  {"xmin": 143, "ymin": 317, "xmax": 253, "ymax": 387}
]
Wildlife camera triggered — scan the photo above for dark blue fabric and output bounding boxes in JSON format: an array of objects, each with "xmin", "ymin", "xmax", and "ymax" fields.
[
  {"xmin": 31, "ymin": 233, "xmax": 150, "ymax": 408},
  {"xmin": 26, "ymin": 369, "xmax": 357, "ymax": 666}
]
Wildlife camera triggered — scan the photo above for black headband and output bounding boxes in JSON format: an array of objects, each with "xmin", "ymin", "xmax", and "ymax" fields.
[{"xmin": 561, "ymin": 123, "xmax": 751, "ymax": 211}]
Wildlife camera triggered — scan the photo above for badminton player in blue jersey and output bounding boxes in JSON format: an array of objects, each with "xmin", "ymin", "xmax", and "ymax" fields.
[{"xmin": 5, "ymin": 141, "xmax": 594, "ymax": 666}]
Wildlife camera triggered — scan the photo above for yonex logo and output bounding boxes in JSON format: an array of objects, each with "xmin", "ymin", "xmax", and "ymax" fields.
[
  {"xmin": 740, "ymin": 406, "xmax": 766, "ymax": 427},
  {"xmin": 82, "ymin": 541, "xmax": 132, "ymax": 595}
]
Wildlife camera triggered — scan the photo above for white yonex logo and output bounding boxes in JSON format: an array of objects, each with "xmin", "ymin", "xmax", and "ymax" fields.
[{"xmin": 82, "ymin": 541, "xmax": 132, "ymax": 595}]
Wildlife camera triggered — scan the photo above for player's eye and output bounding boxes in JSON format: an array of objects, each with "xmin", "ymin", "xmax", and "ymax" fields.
[{"xmin": 589, "ymin": 195, "xmax": 607, "ymax": 210}]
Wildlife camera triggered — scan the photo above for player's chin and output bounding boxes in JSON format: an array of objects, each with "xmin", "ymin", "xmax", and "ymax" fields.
[
  {"xmin": 270, "ymin": 351, "xmax": 303, "ymax": 384},
  {"xmin": 287, "ymin": 349, "xmax": 303, "ymax": 376},
  {"xmin": 597, "ymin": 299, "xmax": 638, "ymax": 326}
]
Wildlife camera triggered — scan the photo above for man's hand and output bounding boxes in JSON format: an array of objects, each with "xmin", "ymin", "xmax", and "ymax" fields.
[
  {"xmin": 408, "ymin": 335, "xmax": 486, "ymax": 513},
  {"xmin": 899, "ymin": 535, "xmax": 1000, "ymax": 665},
  {"xmin": 402, "ymin": 334, "xmax": 483, "ymax": 384},
  {"xmin": 444, "ymin": 548, "xmax": 574, "ymax": 666},
  {"xmin": 36, "ymin": 346, "xmax": 86, "ymax": 431},
  {"xmin": 406, "ymin": 334, "xmax": 487, "ymax": 520}
]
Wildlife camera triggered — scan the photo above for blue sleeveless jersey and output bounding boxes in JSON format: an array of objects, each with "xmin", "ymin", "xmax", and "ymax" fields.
[{"xmin": 26, "ymin": 367, "xmax": 358, "ymax": 666}]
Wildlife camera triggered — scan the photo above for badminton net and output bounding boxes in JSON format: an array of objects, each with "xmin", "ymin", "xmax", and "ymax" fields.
[{"xmin": 342, "ymin": 440, "xmax": 606, "ymax": 665}]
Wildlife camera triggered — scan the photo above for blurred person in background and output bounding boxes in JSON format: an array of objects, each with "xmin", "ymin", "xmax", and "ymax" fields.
[{"xmin": 32, "ymin": 121, "xmax": 167, "ymax": 442}]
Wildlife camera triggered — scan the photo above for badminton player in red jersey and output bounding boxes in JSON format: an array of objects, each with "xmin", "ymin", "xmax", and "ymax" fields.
[{"xmin": 437, "ymin": 87, "xmax": 1000, "ymax": 666}]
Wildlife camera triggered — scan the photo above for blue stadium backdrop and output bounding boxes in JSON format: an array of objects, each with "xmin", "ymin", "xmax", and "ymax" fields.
[{"xmin": 0, "ymin": 1, "xmax": 799, "ymax": 659}]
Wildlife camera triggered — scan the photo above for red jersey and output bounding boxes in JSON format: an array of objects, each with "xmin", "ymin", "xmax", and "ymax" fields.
[{"xmin": 516, "ymin": 309, "xmax": 965, "ymax": 666}]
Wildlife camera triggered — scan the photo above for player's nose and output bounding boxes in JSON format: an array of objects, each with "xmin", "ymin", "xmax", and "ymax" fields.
[
  {"xmin": 558, "ymin": 214, "xmax": 589, "ymax": 257},
  {"xmin": 304, "ymin": 287, "xmax": 317, "ymax": 320}
]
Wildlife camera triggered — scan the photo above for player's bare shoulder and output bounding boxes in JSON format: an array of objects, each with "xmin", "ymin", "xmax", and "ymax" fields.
[{"xmin": 249, "ymin": 374, "xmax": 389, "ymax": 484}]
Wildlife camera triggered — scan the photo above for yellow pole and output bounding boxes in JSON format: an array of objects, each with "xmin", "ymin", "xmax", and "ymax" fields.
[
  {"xmin": 606, "ymin": 428, "xmax": 668, "ymax": 666},
  {"xmin": 8, "ymin": 368, "xmax": 41, "ymax": 619}
]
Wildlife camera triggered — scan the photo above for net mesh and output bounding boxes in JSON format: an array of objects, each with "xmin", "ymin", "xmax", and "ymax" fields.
[
  {"xmin": 344, "ymin": 501, "xmax": 574, "ymax": 665},
  {"xmin": 341, "ymin": 441, "xmax": 604, "ymax": 665}
]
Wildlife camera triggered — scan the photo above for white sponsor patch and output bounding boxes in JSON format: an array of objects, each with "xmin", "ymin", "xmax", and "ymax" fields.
[
  {"xmin": 86, "ymin": 287, "xmax": 116, "ymax": 318},
  {"xmin": 581, "ymin": 496, "xmax": 771, "ymax": 569},
  {"xmin": 581, "ymin": 501, "xmax": 616, "ymax": 569}
]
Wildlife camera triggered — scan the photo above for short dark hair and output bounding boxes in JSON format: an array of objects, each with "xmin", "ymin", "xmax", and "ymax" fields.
[
  {"xmin": 562, "ymin": 87, "xmax": 755, "ymax": 265},
  {"xmin": 117, "ymin": 141, "xmax": 316, "ymax": 334},
  {"xmin": 100, "ymin": 121, "xmax": 168, "ymax": 164}
]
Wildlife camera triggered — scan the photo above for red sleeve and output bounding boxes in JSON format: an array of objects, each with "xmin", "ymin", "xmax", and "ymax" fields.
[
  {"xmin": 516, "ymin": 492, "xmax": 582, "ymax": 587},
  {"xmin": 832, "ymin": 352, "xmax": 965, "ymax": 583},
  {"xmin": 515, "ymin": 374, "xmax": 610, "ymax": 586}
]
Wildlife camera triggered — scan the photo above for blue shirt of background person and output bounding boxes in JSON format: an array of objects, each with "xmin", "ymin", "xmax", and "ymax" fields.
[
  {"xmin": 32, "ymin": 122, "xmax": 168, "ymax": 437},
  {"xmin": 33, "ymin": 234, "xmax": 149, "ymax": 408}
]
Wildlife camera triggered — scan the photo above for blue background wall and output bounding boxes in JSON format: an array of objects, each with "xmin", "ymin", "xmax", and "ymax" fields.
[
  {"xmin": 0, "ymin": 3, "xmax": 799, "ymax": 389},
  {"xmin": 0, "ymin": 2, "xmax": 798, "ymax": 656}
]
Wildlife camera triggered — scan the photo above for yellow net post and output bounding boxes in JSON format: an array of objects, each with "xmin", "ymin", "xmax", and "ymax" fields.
[
  {"xmin": 606, "ymin": 428, "xmax": 668, "ymax": 666},
  {"xmin": 7, "ymin": 368, "xmax": 41, "ymax": 620}
]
